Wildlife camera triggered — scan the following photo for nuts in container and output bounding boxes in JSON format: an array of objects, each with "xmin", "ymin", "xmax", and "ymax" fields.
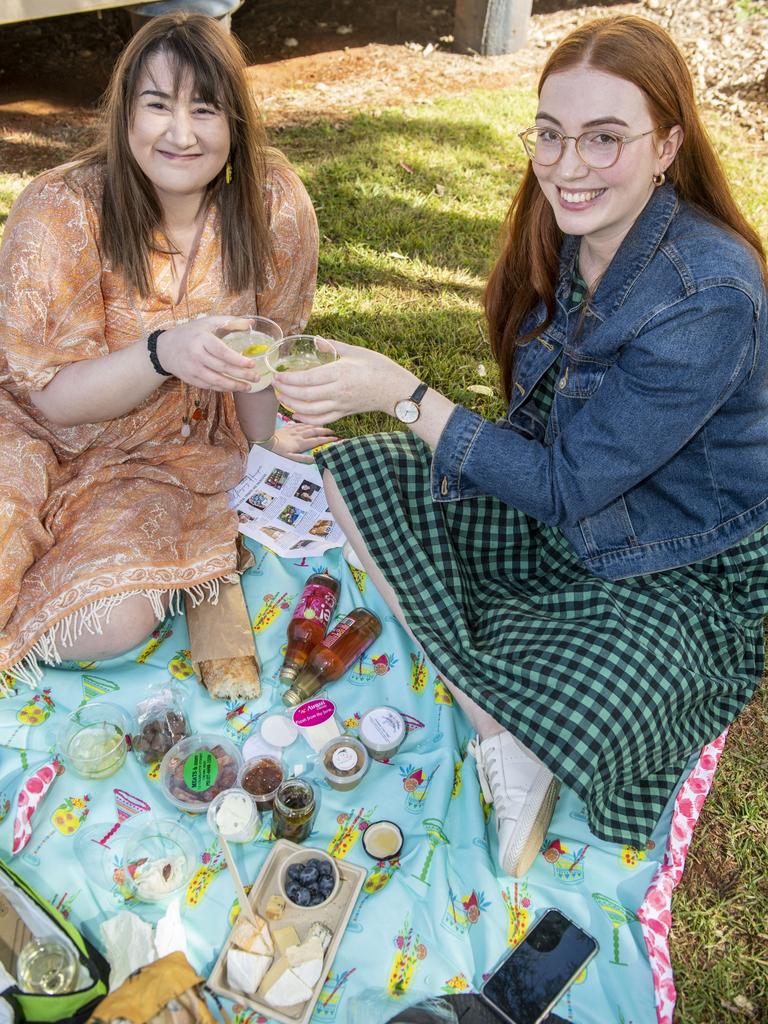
[
  {"xmin": 130, "ymin": 684, "xmax": 191, "ymax": 764},
  {"xmin": 159, "ymin": 734, "xmax": 242, "ymax": 813}
]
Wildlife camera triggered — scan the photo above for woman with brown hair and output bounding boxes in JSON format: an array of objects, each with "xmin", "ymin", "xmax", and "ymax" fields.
[
  {"xmin": 0, "ymin": 13, "xmax": 327, "ymax": 683},
  {"xmin": 275, "ymin": 15, "xmax": 768, "ymax": 877}
]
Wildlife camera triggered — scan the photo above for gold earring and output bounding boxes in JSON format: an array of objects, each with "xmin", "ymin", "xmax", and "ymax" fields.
[
  {"xmin": 652, "ymin": 171, "xmax": 665, "ymax": 187},
  {"xmin": 225, "ymin": 160, "xmax": 233, "ymax": 185}
]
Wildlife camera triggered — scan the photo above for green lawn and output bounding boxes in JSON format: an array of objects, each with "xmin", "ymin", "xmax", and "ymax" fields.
[{"xmin": 1, "ymin": 88, "xmax": 766, "ymax": 1022}]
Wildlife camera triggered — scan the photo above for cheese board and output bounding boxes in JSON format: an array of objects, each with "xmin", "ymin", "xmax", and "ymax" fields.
[{"xmin": 207, "ymin": 838, "xmax": 366, "ymax": 1023}]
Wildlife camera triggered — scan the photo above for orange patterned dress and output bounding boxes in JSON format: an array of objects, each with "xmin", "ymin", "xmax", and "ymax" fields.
[{"xmin": 0, "ymin": 158, "xmax": 318, "ymax": 687}]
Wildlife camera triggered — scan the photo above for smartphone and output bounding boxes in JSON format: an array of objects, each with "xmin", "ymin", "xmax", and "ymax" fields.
[{"xmin": 479, "ymin": 908, "xmax": 599, "ymax": 1024}]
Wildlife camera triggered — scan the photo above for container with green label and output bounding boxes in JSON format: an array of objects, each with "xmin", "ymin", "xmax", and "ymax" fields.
[{"xmin": 159, "ymin": 734, "xmax": 242, "ymax": 813}]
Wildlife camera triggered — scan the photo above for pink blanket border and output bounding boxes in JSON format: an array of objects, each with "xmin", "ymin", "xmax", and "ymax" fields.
[{"xmin": 637, "ymin": 730, "xmax": 728, "ymax": 1024}]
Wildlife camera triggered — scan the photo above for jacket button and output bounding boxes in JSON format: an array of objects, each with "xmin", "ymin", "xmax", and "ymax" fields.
[
  {"xmin": 440, "ymin": 476, "xmax": 449, "ymax": 496},
  {"xmin": 559, "ymin": 376, "xmax": 567, "ymax": 389}
]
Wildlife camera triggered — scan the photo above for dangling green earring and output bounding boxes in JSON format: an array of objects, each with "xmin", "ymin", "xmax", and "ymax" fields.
[{"xmin": 225, "ymin": 160, "xmax": 233, "ymax": 185}]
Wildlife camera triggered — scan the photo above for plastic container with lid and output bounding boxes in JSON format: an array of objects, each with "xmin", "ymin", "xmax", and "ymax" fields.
[
  {"xmin": 319, "ymin": 735, "xmax": 369, "ymax": 791},
  {"xmin": 207, "ymin": 787, "xmax": 260, "ymax": 843},
  {"xmin": 359, "ymin": 706, "xmax": 406, "ymax": 761},
  {"xmin": 237, "ymin": 755, "xmax": 284, "ymax": 811},
  {"xmin": 292, "ymin": 698, "xmax": 342, "ymax": 752},
  {"xmin": 159, "ymin": 734, "xmax": 241, "ymax": 813}
]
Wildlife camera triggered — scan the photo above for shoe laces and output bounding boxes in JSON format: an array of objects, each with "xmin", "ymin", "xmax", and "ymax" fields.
[{"xmin": 468, "ymin": 735, "xmax": 501, "ymax": 808}]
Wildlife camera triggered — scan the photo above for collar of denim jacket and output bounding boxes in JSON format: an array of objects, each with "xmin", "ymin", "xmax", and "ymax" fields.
[{"xmin": 555, "ymin": 182, "xmax": 678, "ymax": 324}]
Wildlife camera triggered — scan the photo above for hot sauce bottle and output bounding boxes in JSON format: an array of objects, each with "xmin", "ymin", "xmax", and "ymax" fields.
[
  {"xmin": 279, "ymin": 572, "xmax": 340, "ymax": 685},
  {"xmin": 282, "ymin": 608, "xmax": 382, "ymax": 706}
]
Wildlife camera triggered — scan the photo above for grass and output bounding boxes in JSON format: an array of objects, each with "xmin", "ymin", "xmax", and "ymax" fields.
[{"xmin": 1, "ymin": 87, "xmax": 767, "ymax": 1022}]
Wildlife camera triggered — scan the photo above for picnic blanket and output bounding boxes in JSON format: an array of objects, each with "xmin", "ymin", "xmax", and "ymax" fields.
[{"xmin": 0, "ymin": 540, "xmax": 724, "ymax": 1024}]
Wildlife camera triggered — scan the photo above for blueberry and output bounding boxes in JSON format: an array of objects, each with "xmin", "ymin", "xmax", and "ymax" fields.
[
  {"xmin": 287, "ymin": 864, "xmax": 303, "ymax": 883},
  {"xmin": 299, "ymin": 866, "xmax": 319, "ymax": 885},
  {"xmin": 307, "ymin": 858, "xmax": 324, "ymax": 872},
  {"xmin": 318, "ymin": 876, "xmax": 333, "ymax": 896},
  {"xmin": 286, "ymin": 881, "xmax": 301, "ymax": 900},
  {"xmin": 308, "ymin": 891, "xmax": 324, "ymax": 906},
  {"xmin": 318, "ymin": 861, "xmax": 333, "ymax": 878},
  {"xmin": 293, "ymin": 886, "xmax": 312, "ymax": 907}
]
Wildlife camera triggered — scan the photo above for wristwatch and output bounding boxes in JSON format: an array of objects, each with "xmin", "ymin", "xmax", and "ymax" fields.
[{"xmin": 394, "ymin": 382, "xmax": 428, "ymax": 424}]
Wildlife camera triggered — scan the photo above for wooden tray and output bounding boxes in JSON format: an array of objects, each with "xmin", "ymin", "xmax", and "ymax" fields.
[{"xmin": 207, "ymin": 839, "xmax": 366, "ymax": 1024}]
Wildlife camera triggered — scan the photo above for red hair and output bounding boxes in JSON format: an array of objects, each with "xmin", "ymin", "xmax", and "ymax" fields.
[{"xmin": 485, "ymin": 14, "xmax": 767, "ymax": 402}]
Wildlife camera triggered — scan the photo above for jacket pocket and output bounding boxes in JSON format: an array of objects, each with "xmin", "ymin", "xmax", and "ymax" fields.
[
  {"xmin": 556, "ymin": 355, "xmax": 608, "ymax": 398},
  {"xmin": 579, "ymin": 495, "xmax": 638, "ymax": 555}
]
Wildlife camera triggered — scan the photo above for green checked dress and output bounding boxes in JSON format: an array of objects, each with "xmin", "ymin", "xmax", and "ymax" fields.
[{"xmin": 315, "ymin": 283, "xmax": 768, "ymax": 848}]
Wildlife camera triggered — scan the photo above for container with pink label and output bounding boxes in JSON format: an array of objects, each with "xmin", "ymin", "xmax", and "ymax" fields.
[{"xmin": 292, "ymin": 698, "xmax": 342, "ymax": 752}]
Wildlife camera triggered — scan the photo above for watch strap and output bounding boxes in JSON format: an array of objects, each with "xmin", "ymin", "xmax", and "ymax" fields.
[
  {"xmin": 147, "ymin": 329, "xmax": 172, "ymax": 377},
  {"xmin": 410, "ymin": 382, "xmax": 428, "ymax": 405}
]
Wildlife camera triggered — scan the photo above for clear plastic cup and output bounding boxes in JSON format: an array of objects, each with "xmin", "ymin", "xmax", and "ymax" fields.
[
  {"xmin": 220, "ymin": 315, "xmax": 283, "ymax": 393},
  {"xmin": 57, "ymin": 702, "xmax": 128, "ymax": 780},
  {"xmin": 265, "ymin": 335, "xmax": 338, "ymax": 374},
  {"xmin": 121, "ymin": 818, "xmax": 197, "ymax": 902}
]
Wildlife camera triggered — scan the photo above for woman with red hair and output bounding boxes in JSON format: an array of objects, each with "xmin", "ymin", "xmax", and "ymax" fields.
[{"xmin": 275, "ymin": 15, "xmax": 768, "ymax": 877}]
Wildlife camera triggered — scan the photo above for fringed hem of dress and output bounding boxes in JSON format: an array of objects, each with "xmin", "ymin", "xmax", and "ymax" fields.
[{"xmin": 1, "ymin": 570, "xmax": 238, "ymax": 691}]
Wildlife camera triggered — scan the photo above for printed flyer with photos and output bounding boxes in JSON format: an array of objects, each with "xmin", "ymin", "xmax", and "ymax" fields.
[{"xmin": 228, "ymin": 445, "xmax": 346, "ymax": 556}]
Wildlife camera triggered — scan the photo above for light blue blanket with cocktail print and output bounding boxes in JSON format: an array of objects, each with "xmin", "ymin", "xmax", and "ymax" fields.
[{"xmin": 0, "ymin": 539, "xmax": 703, "ymax": 1024}]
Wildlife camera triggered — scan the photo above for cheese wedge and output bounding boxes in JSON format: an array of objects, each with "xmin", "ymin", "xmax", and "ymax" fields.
[
  {"xmin": 307, "ymin": 921, "xmax": 332, "ymax": 951},
  {"xmin": 285, "ymin": 936, "xmax": 324, "ymax": 967},
  {"xmin": 273, "ymin": 925, "xmax": 301, "ymax": 955},
  {"xmin": 259, "ymin": 958, "xmax": 313, "ymax": 1009},
  {"xmin": 226, "ymin": 948, "xmax": 272, "ymax": 993},
  {"xmin": 292, "ymin": 957, "xmax": 323, "ymax": 989},
  {"xmin": 232, "ymin": 915, "xmax": 274, "ymax": 956}
]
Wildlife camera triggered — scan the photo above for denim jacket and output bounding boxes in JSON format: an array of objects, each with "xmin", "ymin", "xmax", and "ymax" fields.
[{"xmin": 432, "ymin": 184, "xmax": 768, "ymax": 580}]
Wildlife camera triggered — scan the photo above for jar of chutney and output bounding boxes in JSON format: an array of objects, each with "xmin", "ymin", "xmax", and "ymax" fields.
[{"xmin": 272, "ymin": 778, "xmax": 316, "ymax": 843}]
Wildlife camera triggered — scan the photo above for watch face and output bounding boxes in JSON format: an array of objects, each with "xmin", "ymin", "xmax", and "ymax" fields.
[{"xmin": 395, "ymin": 399, "xmax": 419, "ymax": 424}]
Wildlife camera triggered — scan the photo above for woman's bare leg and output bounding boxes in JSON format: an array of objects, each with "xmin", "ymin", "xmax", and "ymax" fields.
[
  {"xmin": 50, "ymin": 593, "xmax": 168, "ymax": 662},
  {"xmin": 324, "ymin": 469, "xmax": 504, "ymax": 739}
]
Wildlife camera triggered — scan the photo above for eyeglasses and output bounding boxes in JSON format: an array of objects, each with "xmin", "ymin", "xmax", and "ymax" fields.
[{"xmin": 518, "ymin": 126, "xmax": 665, "ymax": 170}]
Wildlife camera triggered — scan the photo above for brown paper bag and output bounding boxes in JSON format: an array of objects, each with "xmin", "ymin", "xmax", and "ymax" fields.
[
  {"xmin": 185, "ymin": 546, "xmax": 261, "ymax": 701},
  {"xmin": 88, "ymin": 951, "xmax": 225, "ymax": 1024}
]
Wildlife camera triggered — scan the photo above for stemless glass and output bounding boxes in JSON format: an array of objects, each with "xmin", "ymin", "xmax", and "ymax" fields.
[
  {"xmin": 220, "ymin": 315, "xmax": 283, "ymax": 393},
  {"xmin": 264, "ymin": 335, "xmax": 338, "ymax": 375}
]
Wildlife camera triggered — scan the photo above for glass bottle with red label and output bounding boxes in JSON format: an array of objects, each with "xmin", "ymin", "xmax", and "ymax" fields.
[
  {"xmin": 279, "ymin": 572, "xmax": 340, "ymax": 685},
  {"xmin": 282, "ymin": 608, "xmax": 382, "ymax": 706}
]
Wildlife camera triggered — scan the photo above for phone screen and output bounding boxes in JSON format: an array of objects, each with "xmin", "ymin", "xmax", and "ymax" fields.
[{"xmin": 481, "ymin": 909, "xmax": 597, "ymax": 1024}]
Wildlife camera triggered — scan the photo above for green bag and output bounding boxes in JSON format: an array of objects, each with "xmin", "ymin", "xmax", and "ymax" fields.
[{"xmin": 0, "ymin": 859, "xmax": 109, "ymax": 1023}]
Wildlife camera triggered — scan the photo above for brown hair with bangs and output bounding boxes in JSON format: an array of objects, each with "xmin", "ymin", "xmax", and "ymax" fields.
[
  {"xmin": 73, "ymin": 12, "xmax": 272, "ymax": 299},
  {"xmin": 485, "ymin": 14, "xmax": 768, "ymax": 403}
]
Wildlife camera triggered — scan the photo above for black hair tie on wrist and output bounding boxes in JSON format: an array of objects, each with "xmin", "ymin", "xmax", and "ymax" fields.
[{"xmin": 147, "ymin": 329, "xmax": 172, "ymax": 377}]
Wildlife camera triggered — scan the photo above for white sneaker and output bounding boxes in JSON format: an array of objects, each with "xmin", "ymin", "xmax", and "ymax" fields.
[{"xmin": 468, "ymin": 731, "xmax": 559, "ymax": 878}]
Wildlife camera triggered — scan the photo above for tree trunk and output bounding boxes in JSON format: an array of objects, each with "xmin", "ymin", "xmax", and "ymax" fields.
[{"xmin": 453, "ymin": 0, "xmax": 533, "ymax": 55}]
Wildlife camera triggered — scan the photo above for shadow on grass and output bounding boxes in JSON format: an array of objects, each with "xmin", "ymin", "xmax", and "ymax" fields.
[{"xmin": 281, "ymin": 106, "xmax": 524, "ymax": 284}]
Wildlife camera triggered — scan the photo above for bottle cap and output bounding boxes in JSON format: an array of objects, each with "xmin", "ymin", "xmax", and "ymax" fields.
[{"xmin": 278, "ymin": 664, "xmax": 299, "ymax": 684}]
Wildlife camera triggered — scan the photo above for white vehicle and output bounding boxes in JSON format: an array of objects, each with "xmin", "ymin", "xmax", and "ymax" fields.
[{"xmin": 1, "ymin": 0, "xmax": 242, "ymax": 27}]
